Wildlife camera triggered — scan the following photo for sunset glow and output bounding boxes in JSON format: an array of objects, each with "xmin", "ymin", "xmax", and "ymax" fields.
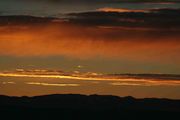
[
  {"xmin": 98, "ymin": 7, "xmax": 148, "ymax": 13},
  {"xmin": 0, "ymin": 0, "xmax": 180, "ymax": 99},
  {"xmin": 0, "ymin": 24, "xmax": 180, "ymax": 63},
  {"xmin": 1, "ymin": 70, "xmax": 180, "ymax": 86}
]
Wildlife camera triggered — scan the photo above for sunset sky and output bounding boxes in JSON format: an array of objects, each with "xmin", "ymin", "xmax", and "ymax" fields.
[{"xmin": 0, "ymin": 0, "xmax": 180, "ymax": 99}]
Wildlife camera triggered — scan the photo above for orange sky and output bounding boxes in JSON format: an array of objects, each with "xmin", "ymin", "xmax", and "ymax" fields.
[
  {"xmin": 0, "ymin": 23, "xmax": 180, "ymax": 63},
  {"xmin": 0, "ymin": 20, "xmax": 180, "ymax": 99}
]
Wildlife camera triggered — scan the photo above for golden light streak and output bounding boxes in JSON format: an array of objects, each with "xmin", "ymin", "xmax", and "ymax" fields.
[
  {"xmin": 26, "ymin": 82, "xmax": 80, "ymax": 87},
  {"xmin": 0, "ymin": 72, "xmax": 147, "ymax": 81},
  {"xmin": 110, "ymin": 81, "xmax": 180, "ymax": 86},
  {"xmin": 110, "ymin": 82, "xmax": 142, "ymax": 86},
  {"xmin": 0, "ymin": 72, "xmax": 180, "ymax": 86},
  {"xmin": 1, "ymin": 82, "xmax": 16, "ymax": 85},
  {"xmin": 97, "ymin": 7, "xmax": 147, "ymax": 13}
]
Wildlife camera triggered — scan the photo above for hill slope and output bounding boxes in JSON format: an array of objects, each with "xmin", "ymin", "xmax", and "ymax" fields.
[{"xmin": 0, "ymin": 94, "xmax": 180, "ymax": 119}]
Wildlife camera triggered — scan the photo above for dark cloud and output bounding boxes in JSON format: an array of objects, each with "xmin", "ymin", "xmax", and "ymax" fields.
[
  {"xmin": 67, "ymin": 8, "xmax": 180, "ymax": 30},
  {"xmin": 0, "ymin": 15, "xmax": 54, "ymax": 25},
  {"xmin": 2, "ymin": 8, "xmax": 180, "ymax": 33},
  {"xmin": 109, "ymin": 73, "xmax": 180, "ymax": 81}
]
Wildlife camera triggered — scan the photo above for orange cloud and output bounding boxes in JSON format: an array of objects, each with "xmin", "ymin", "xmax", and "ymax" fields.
[
  {"xmin": 1, "ymin": 70, "xmax": 180, "ymax": 86},
  {"xmin": 97, "ymin": 7, "xmax": 147, "ymax": 13},
  {"xmin": 0, "ymin": 23, "xmax": 180, "ymax": 63},
  {"xmin": 26, "ymin": 82, "xmax": 80, "ymax": 87}
]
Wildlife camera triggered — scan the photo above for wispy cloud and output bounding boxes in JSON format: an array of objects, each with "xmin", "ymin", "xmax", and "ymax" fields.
[
  {"xmin": 26, "ymin": 82, "xmax": 80, "ymax": 87},
  {"xmin": 110, "ymin": 80, "xmax": 180, "ymax": 86},
  {"xmin": 0, "ymin": 20, "xmax": 180, "ymax": 62},
  {"xmin": 1, "ymin": 81, "xmax": 16, "ymax": 85},
  {"xmin": 97, "ymin": 7, "xmax": 148, "ymax": 13},
  {"xmin": 0, "ymin": 70, "xmax": 180, "ymax": 86}
]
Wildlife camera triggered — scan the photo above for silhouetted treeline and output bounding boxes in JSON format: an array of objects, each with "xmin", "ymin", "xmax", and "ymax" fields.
[{"xmin": 0, "ymin": 94, "xmax": 180, "ymax": 119}]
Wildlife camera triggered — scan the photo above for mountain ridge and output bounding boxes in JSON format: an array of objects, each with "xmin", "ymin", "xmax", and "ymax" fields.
[{"xmin": 0, "ymin": 94, "xmax": 180, "ymax": 119}]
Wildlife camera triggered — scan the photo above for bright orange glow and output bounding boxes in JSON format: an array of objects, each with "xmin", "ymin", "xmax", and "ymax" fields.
[
  {"xmin": 0, "ymin": 71, "xmax": 180, "ymax": 86},
  {"xmin": 97, "ymin": 7, "xmax": 147, "ymax": 13},
  {"xmin": 26, "ymin": 82, "xmax": 80, "ymax": 87},
  {"xmin": 0, "ymin": 24, "xmax": 180, "ymax": 63}
]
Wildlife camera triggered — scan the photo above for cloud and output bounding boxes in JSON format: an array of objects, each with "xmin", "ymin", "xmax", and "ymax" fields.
[
  {"xmin": 0, "ymin": 69, "xmax": 180, "ymax": 86},
  {"xmin": 1, "ymin": 81, "xmax": 16, "ymax": 85},
  {"xmin": 110, "ymin": 81, "xmax": 180, "ymax": 86},
  {"xmin": 0, "ymin": 23, "xmax": 180, "ymax": 62},
  {"xmin": 0, "ymin": 11, "xmax": 180, "ymax": 62},
  {"xmin": 26, "ymin": 82, "xmax": 80, "ymax": 87},
  {"xmin": 97, "ymin": 7, "xmax": 180, "ymax": 13},
  {"xmin": 97, "ymin": 7, "xmax": 148, "ymax": 13},
  {"xmin": 67, "ymin": 8, "xmax": 180, "ymax": 29}
]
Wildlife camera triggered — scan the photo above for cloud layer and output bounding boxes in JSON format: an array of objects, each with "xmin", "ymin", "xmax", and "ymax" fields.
[
  {"xmin": 1, "ymin": 69, "xmax": 180, "ymax": 86},
  {"xmin": 0, "ymin": 9, "xmax": 180, "ymax": 63},
  {"xmin": 0, "ymin": 22, "xmax": 180, "ymax": 63}
]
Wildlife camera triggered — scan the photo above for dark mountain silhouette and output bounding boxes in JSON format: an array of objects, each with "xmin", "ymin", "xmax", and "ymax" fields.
[{"xmin": 0, "ymin": 94, "xmax": 180, "ymax": 119}]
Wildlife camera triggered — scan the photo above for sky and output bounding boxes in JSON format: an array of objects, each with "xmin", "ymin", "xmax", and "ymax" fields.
[
  {"xmin": 1, "ymin": 0, "xmax": 180, "ymax": 16},
  {"xmin": 0, "ymin": 0, "xmax": 180, "ymax": 98}
]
